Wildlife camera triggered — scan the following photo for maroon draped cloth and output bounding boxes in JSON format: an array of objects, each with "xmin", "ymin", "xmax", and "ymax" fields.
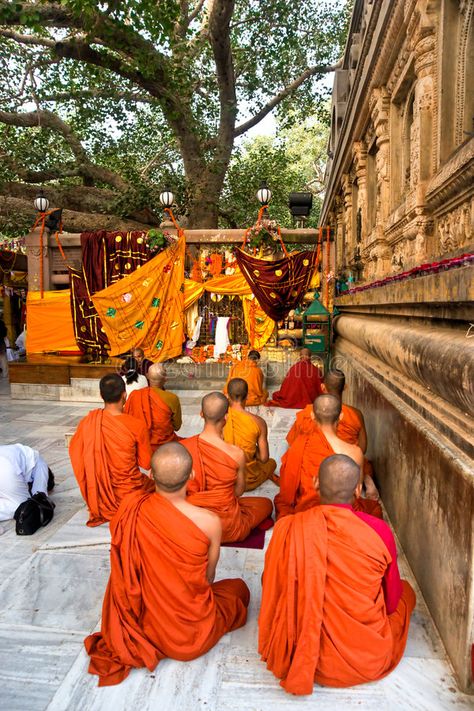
[
  {"xmin": 70, "ymin": 230, "xmax": 149, "ymax": 356},
  {"xmin": 235, "ymin": 248, "xmax": 318, "ymax": 321}
]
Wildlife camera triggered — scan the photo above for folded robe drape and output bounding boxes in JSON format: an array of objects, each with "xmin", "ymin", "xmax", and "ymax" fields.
[
  {"xmin": 124, "ymin": 387, "xmax": 178, "ymax": 450},
  {"xmin": 267, "ymin": 360, "xmax": 322, "ymax": 409},
  {"xmin": 259, "ymin": 505, "xmax": 415, "ymax": 695},
  {"xmin": 26, "ymin": 290, "xmax": 79, "ymax": 354},
  {"xmin": 223, "ymin": 408, "xmax": 276, "ymax": 491},
  {"xmin": 85, "ymin": 491, "xmax": 250, "ymax": 686},
  {"xmin": 183, "ymin": 435, "xmax": 273, "ymax": 542},
  {"xmin": 69, "ymin": 409, "xmax": 154, "ymax": 526},
  {"xmin": 275, "ymin": 429, "xmax": 382, "ymax": 519}
]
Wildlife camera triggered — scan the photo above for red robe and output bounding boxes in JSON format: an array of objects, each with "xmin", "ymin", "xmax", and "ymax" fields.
[
  {"xmin": 259, "ymin": 505, "xmax": 415, "ymax": 694},
  {"xmin": 85, "ymin": 491, "xmax": 250, "ymax": 686},
  {"xmin": 183, "ymin": 435, "xmax": 273, "ymax": 542},
  {"xmin": 267, "ymin": 360, "xmax": 322, "ymax": 409}
]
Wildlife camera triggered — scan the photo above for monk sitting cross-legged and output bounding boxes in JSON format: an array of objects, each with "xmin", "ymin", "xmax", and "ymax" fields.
[
  {"xmin": 183, "ymin": 392, "xmax": 273, "ymax": 543},
  {"xmin": 259, "ymin": 454, "xmax": 415, "ymax": 695},
  {"xmin": 224, "ymin": 350, "xmax": 268, "ymax": 406},
  {"xmin": 275, "ymin": 394, "xmax": 382, "ymax": 519},
  {"xmin": 223, "ymin": 378, "xmax": 277, "ymax": 491},
  {"xmin": 70, "ymin": 373, "xmax": 154, "ymax": 527},
  {"xmin": 267, "ymin": 348, "xmax": 322, "ymax": 409},
  {"xmin": 125, "ymin": 363, "xmax": 182, "ymax": 450},
  {"xmin": 287, "ymin": 368, "xmax": 373, "ymax": 478},
  {"xmin": 85, "ymin": 442, "xmax": 250, "ymax": 687}
]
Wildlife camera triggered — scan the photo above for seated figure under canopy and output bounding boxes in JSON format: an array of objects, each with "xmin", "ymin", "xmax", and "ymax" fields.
[
  {"xmin": 183, "ymin": 392, "xmax": 273, "ymax": 542},
  {"xmin": 85, "ymin": 442, "xmax": 250, "ymax": 686},
  {"xmin": 259, "ymin": 454, "xmax": 415, "ymax": 695},
  {"xmin": 223, "ymin": 377, "xmax": 277, "ymax": 491},
  {"xmin": 224, "ymin": 350, "xmax": 268, "ymax": 406},
  {"xmin": 267, "ymin": 348, "xmax": 322, "ymax": 409}
]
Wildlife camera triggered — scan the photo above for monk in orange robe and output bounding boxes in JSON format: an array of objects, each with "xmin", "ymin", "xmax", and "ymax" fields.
[
  {"xmin": 183, "ymin": 392, "xmax": 273, "ymax": 542},
  {"xmin": 267, "ymin": 348, "xmax": 322, "ymax": 408},
  {"xmin": 85, "ymin": 442, "xmax": 250, "ymax": 686},
  {"xmin": 224, "ymin": 350, "xmax": 267, "ymax": 406},
  {"xmin": 70, "ymin": 373, "xmax": 154, "ymax": 527},
  {"xmin": 287, "ymin": 369, "xmax": 373, "ymax": 477},
  {"xmin": 223, "ymin": 378, "xmax": 277, "ymax": 491},
  {"xmin": 275, "ymin": 394, "xmax": 381, "ymax": 519},
  {"xmin": 260, "ymin": 454, "xmax": 415, "ymax": 695},
  {"xmin": 124, "ymin": 363, "xmax": 181, "ymax": 450}
]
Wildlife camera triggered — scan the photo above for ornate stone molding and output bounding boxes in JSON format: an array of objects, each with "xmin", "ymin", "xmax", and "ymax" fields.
[
  {"xmin": 426, "ymin": 138, "xmax": 474, "ymax": 211},
  {"xmin": 437, "ymin": 198, "xmax": 473, "ymax": 253}
]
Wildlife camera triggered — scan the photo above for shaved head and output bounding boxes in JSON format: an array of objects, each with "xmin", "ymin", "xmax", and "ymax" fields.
[
  {"xmin": 324, "ymin": 369, "xmax": 345, "ymax": 396},
  {"xmin": 313, "ymin": 393, "xmax": 342, "ymax": 425},
  {"xmin": 148, "ymin": 363, "xmax": 166, "ymax": 383},
  {"xmin": 319, "ymin": 454, "xmax": 360, "ymax": 503},
  {"xmin": 151, "ymin": 442, "xmax": 193, "ymax": 492},
  {"xmin": 202, "ymin": 391, "xmax": 229, "ymax": 423},
  {"xmin": 132, "ymin": 347, "xmax": 145, "ymax": 360},
  {"xmin": 248, "ymin": 350, "xmax": 260, "ymax": 361},
  {"xmin": 300, "ymin": 348, "xmax": 311, "ymax": 360},
  {"xmin": 227, "ymin": 377, "xmax": 248, "ymax": 402}
]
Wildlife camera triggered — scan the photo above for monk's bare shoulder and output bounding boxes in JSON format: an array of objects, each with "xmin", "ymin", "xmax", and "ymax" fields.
[
  {"xmin": 247, "ymin": 411, "xmax": 267, "ymax": 432},
  {"xmin": 343, "ymin": 441, "xmax": 364, "ymax": 466},
  {"xmin": 223, "ymin": 440, "xmax": 246, "ymax": 466},
  {"xmin": 187, "ymin": 504, "xmax": 222, "ymax": 541}
]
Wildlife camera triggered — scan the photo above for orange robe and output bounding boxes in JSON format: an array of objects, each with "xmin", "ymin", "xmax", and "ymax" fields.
[
  {"xmin": 259, "ymin": 505, "xmax": 415, "ymax": 694},
  {"xmin": 287, "ymin": 403, "xmax": 374, "ymax": 478},
  {"xmin": 124, "ymin": 386, "xmax": 178, "ymax": 450},
  {"xmin": 224, "ymin": 359, "xmax": 268, "ymax": 406},
  {"xmin": 183, "ymin": 435, "xmax": 273, "ymax": 542},
  {"xmin": 223, "ymin": 408, "xmax": 276, "ymax": 491},
  {"xmin": 85, "ymin": 490, "xmax": 250, "ymax": 686},
  {"xmin": 267, "ymin": 360, "xmax": 322, "ymax": 409},
  {"xmin": 275, "ymin": 429, "xmax": 382, "ymax": 519},
  {"xmin": 69, "ymin": 410, "xmax": 154, "ymax": 527}
]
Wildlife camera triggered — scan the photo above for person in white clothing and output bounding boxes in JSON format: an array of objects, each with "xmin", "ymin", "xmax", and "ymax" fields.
[
  {"xmin": 121, "ymin": 356, "xmax": 148, "ymax": 398},
  {"xmin": 0, "ymin": 444, "xmax": 52, "ymax": 521}
]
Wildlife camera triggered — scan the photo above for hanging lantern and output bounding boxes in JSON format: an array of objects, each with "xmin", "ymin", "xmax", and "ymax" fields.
[
  {"xmin": 159, "ymin": 188, "xmax": 175, "ymax": 208},
  {"xmin": 256, "ymin": 180, "xmax": 272, "ymax": 206},
  {"xmin": 34, "ymin": 189, "xmax": 49, "ymax": 213}
]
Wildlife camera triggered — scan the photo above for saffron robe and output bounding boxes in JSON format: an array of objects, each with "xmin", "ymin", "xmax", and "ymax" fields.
[
  {"xmin": 224, "ymin": 359, "xmax": 268, "ymax": 406},
  {"xmin": 259, "ymin": 505, "xmax": 415, "ymax": 694},
  {"xmin": 124, "ymin": 386, "xmax": 178, "ymax": 450},
  {"xmin": 275, "ymin": 429, "xmax": 382, "ymax": 519},
  {"xmin": 267, "ymin": 360, "xmax": 322, "ymax": 409},
  {"xmin": 183, "ymin": 435, "xmax": 273, "ymax": 542},
  {"xmin": 70, "ymin": 410, "xmax": 154, "ymax": 526},
  {"xmin": 223, "ymin": 408, "xmax": 276, "ymax": 491},
  {"xmin": 287, "ymin": 403, "xmax": 374, "ymax": 478},
  {"xmin": 85, "ymin": 491, "xmax": 250, "ymax": 686}
]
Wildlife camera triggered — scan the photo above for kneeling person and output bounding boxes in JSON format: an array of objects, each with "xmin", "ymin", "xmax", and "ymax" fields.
[
  {"xmin": 86, "ymin": 442, "xmax": 250, "ymax": 687},
  {"xmin": 259, "ymin": 454, "xmax": 415, "ymax": 695}
]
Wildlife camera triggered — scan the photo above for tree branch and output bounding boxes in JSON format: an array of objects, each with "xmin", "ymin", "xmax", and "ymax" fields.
[{"xmin": 234, "ymin": 60, "xmax": 342, "ymax": 137}]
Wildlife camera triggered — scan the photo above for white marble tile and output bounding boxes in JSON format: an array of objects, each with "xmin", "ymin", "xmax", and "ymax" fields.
[{"xmin": 40, "ymin": 509, "xmax": 111, "ymax": 551}]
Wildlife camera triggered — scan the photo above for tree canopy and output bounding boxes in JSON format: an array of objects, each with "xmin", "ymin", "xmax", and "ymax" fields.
[{"xmin": 0, "ymin": 0, "xmax": 351, "ymax": 233}]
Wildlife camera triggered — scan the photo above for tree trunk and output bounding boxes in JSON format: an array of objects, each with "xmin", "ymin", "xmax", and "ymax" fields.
[{"xmin": 185, "ymin": 158, "xmax": 230, "ymax": 228}]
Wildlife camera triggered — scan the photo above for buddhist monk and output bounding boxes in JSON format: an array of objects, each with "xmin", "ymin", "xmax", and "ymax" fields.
[
  {"xmin": 224, "ymin": 350, "xmax": 267, "ymax": 406},
  {"xmin": 70, "ymin": 373, "xmax": 154, "ymax": 527},
  {"xmin": 223, "ymin": 378, "xmax": 277, "ymax": 491},
  {"xmin": 259, "ymin": 454, "xmax": 415, "ymax": 695},
  {"xmin": 124, "ymin": 363, "xmax": 182, "ymax": 449},
  {"xmin": 267, "ymin": 348, "xmax": 322, "ymax": 408},
  {"xmin": 85, "ymin": 442, "xmax": 250, "ymax": 686},
  {"xmin": 132, "ymin": 346, "xmax": 154, "ymax": 377},
  {"xmin": 183, "ymin": 392, "xmax": 273, "ymax": 542},
  {"xmin": 275, "ymin": 394, "xmax": 381, "ymax": 519}
]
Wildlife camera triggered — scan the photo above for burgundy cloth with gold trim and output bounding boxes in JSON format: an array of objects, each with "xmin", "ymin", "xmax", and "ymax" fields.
[
  {"xmin": 235, "ymin": 248, "xmax": 318, "ymax": 321},
  {"xmin": 70, "ymin": 231, "xmax": 149, "ymax": 355}
]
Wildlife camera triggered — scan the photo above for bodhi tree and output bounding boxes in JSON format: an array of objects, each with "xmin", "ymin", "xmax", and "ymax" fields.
[{"xmin": 0, "ymin": 0, "xmax": 350, "ymax": 232}]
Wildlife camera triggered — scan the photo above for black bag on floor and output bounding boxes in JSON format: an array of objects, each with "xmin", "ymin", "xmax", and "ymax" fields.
[{"xmin": 14, "ymin": 492, "xmax": 55, "ymax": 535}]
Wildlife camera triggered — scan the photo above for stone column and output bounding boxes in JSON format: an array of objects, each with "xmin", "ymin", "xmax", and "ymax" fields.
[
  {"xmin": 352, "ymin": 141, "xmax": 368, "ymax": 242},
  {"xmin": 412, "ymin": 33, "xmax": 435, "ymax": 188},
  {"xmin": 341, "ymin": 173, "xmax": 352, "ymax": 268}
]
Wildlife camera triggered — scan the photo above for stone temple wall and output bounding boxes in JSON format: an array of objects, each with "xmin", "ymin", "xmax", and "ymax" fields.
[{"xmin": 322, "ymin": 0, "xmax": 474, "ymax": 693}]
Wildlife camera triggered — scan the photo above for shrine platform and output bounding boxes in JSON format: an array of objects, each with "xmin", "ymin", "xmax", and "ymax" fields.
[{"xmin": 8, "ymin": 353, "xmax": 288, "ymax": 401}]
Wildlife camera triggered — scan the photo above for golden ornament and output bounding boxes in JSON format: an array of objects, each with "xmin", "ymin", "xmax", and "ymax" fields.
[
  {"xmin": 275, "ymin": 269, "xmax": 282, "ymax": 277},
  {"xmin": 124, "ymin": 262, "xmax": 131, "ymax": 270},
  {"xmin": 115, "ymin": 235, "xmax": 122, "ymax": 243},
  {"xmin": 303, "ymin": 259, "xmax": 309, "ymax": 266}
]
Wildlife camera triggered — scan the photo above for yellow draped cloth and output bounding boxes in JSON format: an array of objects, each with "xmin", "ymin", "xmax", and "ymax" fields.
[
  {"xmin": 223, "ymin": 408, "xmax": 277, "ymax": 491},
  {"xmin": 92, "ymin": 236, "xmax": 185, "ymax": 361},
  {"xmin": 184, "ymin": 270, "xmax": 275, "ymax": 350},
  {"xmin": 26, "ymin": 290, "xmax": 79, "ymax": 353}
]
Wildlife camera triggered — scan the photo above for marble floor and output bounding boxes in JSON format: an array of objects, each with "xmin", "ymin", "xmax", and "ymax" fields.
[{"xmin": 0, "ymin": 379, "xmax": 472, "ymax": 711}]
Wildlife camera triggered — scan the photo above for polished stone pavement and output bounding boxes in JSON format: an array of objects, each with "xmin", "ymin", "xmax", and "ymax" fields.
[{"xmin": 0, "ymin": 379, "xmax": 471, "ymax": 711}]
